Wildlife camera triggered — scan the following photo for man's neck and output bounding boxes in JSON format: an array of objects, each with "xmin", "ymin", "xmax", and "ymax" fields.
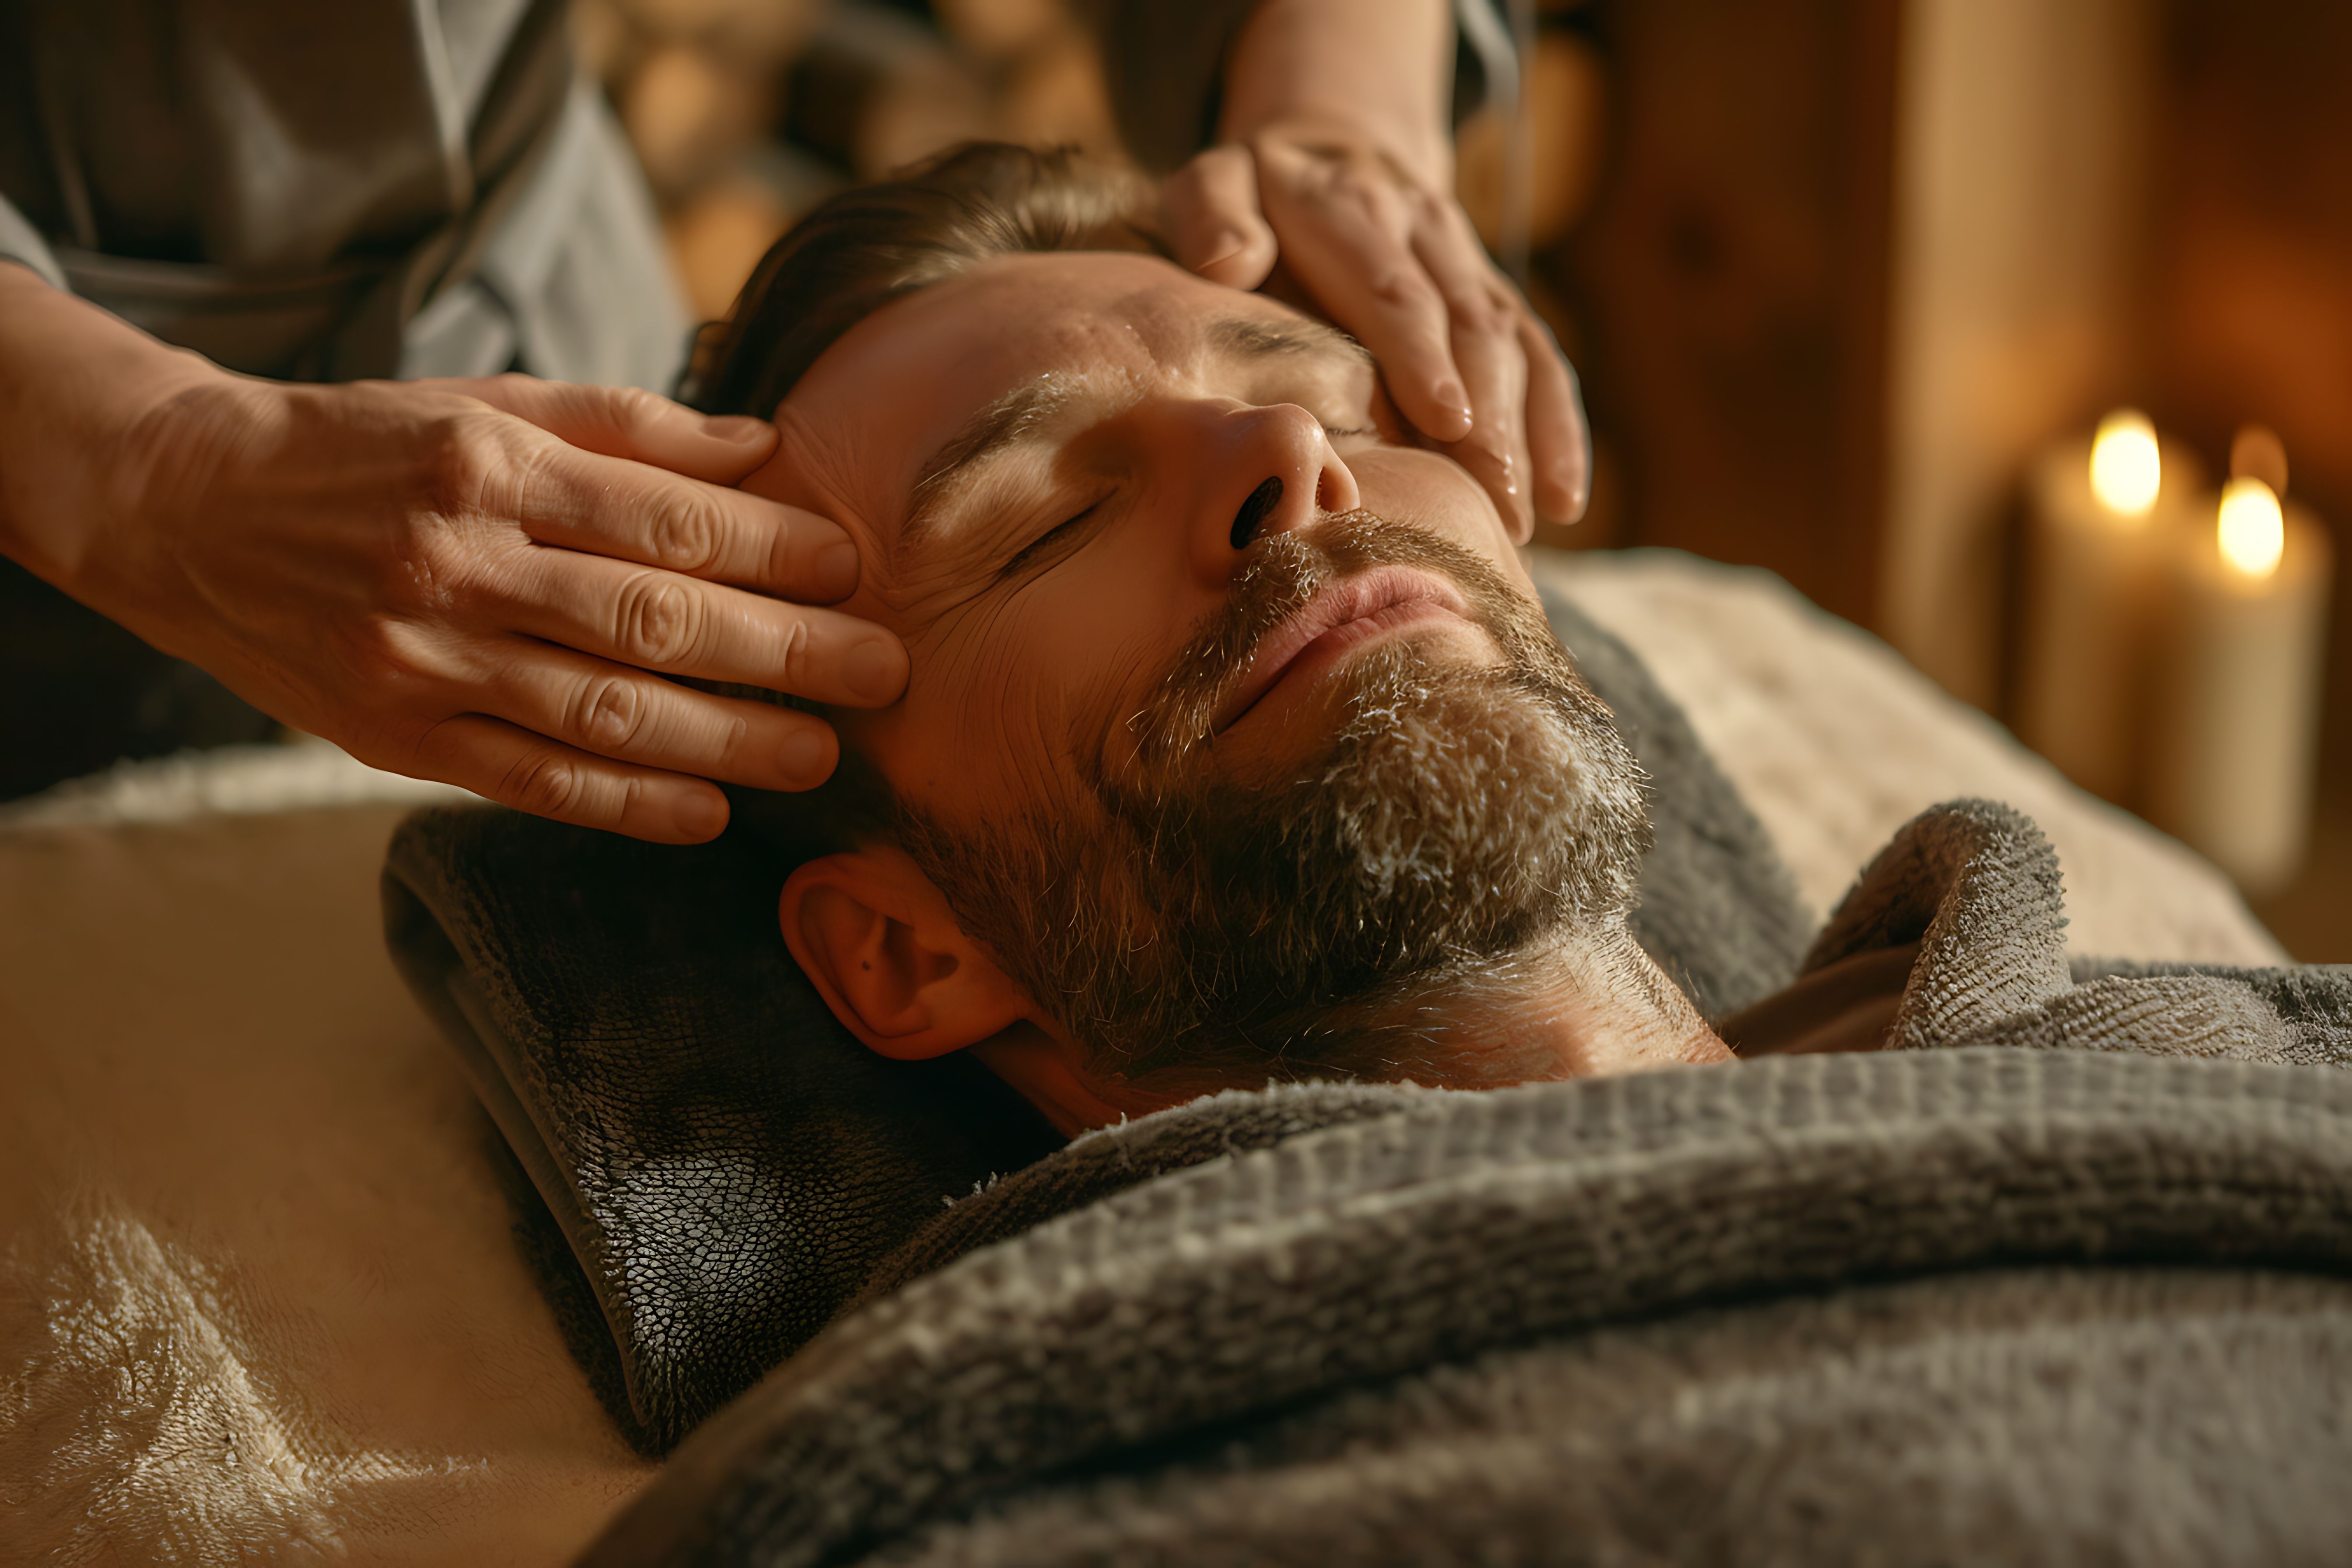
[
  {"xmin": 1425, "ymin": 931, "xmax": 1732, "ymax": 1081},
  {"xmin": 979, "ymin": 928, "xmax": 1731, "ymax": 1137}
]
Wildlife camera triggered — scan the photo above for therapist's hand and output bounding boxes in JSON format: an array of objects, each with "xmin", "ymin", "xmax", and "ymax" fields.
[
  {"xmin": 0, "ymin": 267, "xmax": 903, "ymax": 843},
  {"xmin": 1158, "ymin": 0, "xmax": 1589, "ymax": 542}
]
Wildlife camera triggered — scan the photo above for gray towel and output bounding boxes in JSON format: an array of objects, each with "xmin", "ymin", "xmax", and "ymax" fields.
[
  {"xmin": 579, "ymin": 800, "xmax": 2352, "ymax": 1567},
  {"xmin": 382, "ymin": 809, "xmax": 1064, "ymax": 1452},
  {"xmin": 1810, "ymin": 797, "xmax": 2350, "ymax": 1068},
  {"xmin": 587, "ymin": 1048, "xmax": 2352, "ymax": 1567}
]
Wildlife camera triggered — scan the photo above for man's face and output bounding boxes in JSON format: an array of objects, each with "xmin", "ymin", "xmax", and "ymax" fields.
[{"xmin": 751, "ymin": 251, "xmax": 1643, "ymax": 1084}]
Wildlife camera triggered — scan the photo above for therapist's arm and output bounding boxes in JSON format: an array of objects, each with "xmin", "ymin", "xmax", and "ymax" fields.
[
  {"xmin": 0, "ymin": 263, "xmax": 906, "ymax": 843},
  {"xmin": 1159, "ymin": 0, "xmax": 1590, "ymax": 538}
]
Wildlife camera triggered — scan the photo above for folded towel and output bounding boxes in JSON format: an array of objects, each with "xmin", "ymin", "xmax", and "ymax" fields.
[
  {"xmin": 591, "ymin": 1047, "xmax": 2352, "ymax": 1567},
  {"xmin": 381, "ymin": 813, "xmax": 1064, "ymax": 1451},
  {"xmin": 382, "ymin": 588, "xmax": 1812, "ymax": 1450},
  {"xmin": 580, "ymin": 800, "xmax": 2352, "ymax": 1567}
]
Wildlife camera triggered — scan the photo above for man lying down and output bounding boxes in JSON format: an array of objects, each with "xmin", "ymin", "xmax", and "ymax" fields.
[
  {"xmin": 511, "ymin": 142, "xmax": 2352, "ymax": 1566},
  {"xmin": 694, "ymin": 143, "xmax": 1725, "ymax": 1135}
]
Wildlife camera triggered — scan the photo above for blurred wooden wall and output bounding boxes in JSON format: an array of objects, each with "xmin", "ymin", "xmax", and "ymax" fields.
[
  {"xmin": 1538, "ymin": 0, "xmax": 1900, "ymax": 634},
  {"xmin": 1539, "ymin": 0, "xmax": 2174, "ymax": 700}
]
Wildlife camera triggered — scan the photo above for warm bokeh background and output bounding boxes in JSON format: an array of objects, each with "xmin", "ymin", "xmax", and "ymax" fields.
[
  {"xmin": 574, "ymin": 0, "xmax": 1123, "ymax": 322},
  {"xmin": 588, "ymin": 0, "xmax": 2349, "ymax": 957},
  {"xmin": 3, "ymin": 0, "xmax": 2334, "ymax": 953}
]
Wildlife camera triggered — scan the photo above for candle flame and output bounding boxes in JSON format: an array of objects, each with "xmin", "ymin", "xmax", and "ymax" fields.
[
  {"xmin": 2218, "ymin": 477, "xmax": 2286, "ymax": 579},
  {"xmin": 2090, "ymin": 409, "xmax": 2162, "ymax": 518}
]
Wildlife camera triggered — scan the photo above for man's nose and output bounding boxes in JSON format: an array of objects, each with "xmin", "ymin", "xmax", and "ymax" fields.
[{"xmin": 1187, "ymin": 402, "xmax": 1361, "ymax": 581}]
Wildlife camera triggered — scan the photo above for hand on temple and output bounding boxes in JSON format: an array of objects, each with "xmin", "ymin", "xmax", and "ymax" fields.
[
  {"xmin": 1157, "ymin": 0, "xmax": 1590, "ymax": 541},
  {"xmin": 0, "ymin": 267, "xmax": 907, "ymax": 843}
]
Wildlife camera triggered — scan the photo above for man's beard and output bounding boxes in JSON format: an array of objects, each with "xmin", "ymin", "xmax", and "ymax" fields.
[{"xmin": 900, "ymin": 513, "xmax": 1651, "ymax": 1096}]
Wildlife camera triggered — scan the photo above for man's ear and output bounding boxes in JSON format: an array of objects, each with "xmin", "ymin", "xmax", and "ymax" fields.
[{"xmin": 779, "ymin": 845, "xmax": 1034, "ymax": 1060}]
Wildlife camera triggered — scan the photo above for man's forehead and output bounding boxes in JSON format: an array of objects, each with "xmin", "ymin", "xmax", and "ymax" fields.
[
  {"xmin": 821, "ymin": 252, "xmax": 1339, "ymax": 419},
  {"xmin": 779, "ymin": 252, "xmax": 1357, "ymax": 551}
]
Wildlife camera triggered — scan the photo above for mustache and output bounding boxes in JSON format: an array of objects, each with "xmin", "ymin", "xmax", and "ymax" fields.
[{"xmin": 1120, "ymin": 511, "xmax": 1525, "ymax": 771}]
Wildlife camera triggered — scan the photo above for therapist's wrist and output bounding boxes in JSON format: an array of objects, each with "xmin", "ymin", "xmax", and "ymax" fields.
[
  {"xmin": 1216, "ymin": 0, "xmax": 1455, "ymax": 187},
  {"xmin": 0, "ymin": 263, "xmax": 230, "ymax": 594}
]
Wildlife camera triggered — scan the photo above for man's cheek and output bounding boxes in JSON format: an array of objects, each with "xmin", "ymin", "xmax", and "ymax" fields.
[{"xmin": 1354, "ymin": 449, "xmax": 1515, "ymax": 558}]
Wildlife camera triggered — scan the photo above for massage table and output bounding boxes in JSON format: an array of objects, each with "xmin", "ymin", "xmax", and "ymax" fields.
[{"xmin": 0, "ymin": 549, "xmax": 2287, "ymax": 1564}]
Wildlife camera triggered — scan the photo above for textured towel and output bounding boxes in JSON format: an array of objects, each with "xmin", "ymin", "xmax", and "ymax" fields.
[
  {"xmin": 579, "ymin": 800, "xmax": 2352, "ymax": 1566},
  {"xmin": 381, "ymin": 590, "xmax": 1810, "ymax": 1450},
  {"xmin": 588, "ymin": 1048, "xmax": 2352, "ymax": 1567},
  {"xmin": 1807, "ymin": 798, "xmax": 2350, "ymax": 1069},
  {"xmin": 381, "ymin": 812, "xmax": 1063, "ymax": 1452}
]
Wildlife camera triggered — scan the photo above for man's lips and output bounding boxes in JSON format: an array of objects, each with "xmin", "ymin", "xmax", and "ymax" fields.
[{"xmin": 1213, "ymin": 566, "xmax": 1474, "ymax": 734}]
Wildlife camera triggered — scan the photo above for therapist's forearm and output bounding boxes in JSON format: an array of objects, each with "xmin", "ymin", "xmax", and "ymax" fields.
[
  {"xmin": 0, "ymin": 254, "xmax": 907, "ymax": 840},
  {"xmin": 0, "ymin": 262, "xmax": 224, "ymax": 592},
  {"xmin": 1216, "ymin": 0, "xmax": 1456, "ymax": 184}
]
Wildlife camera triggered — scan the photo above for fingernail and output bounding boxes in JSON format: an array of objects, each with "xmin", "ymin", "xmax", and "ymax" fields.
[
  {"xmin": 1543, "ymin": 466, "xmax": 1588, "ymax": 525},
  {"xmin": 1434, "ymin": 385, "xmax": 1473, "ymax": 437},
  {"xmin": 779, "ymin": 730, "xmax": 833, "ymax": 786},
  {"xmin": 673, "ymin": 790, "xmax": 726, "ymax": 840},
  {"xmin": 1196, "ymin": 230, "xmax": 1248, "ymax": 270},
  {"xmin": 814, "ymin": 540, "xmax": 860, "ymax": 599},
  {"xmin": 844, "ymin": 639, "xmax": 906, "ymax": 703},
  {"xmin": 704, "ymin": 415, "xmax": 771, "ymax": 444}
]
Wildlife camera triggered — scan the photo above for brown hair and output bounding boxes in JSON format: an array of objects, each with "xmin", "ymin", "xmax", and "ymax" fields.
[{"xmin": 680, "ymin": 142, "xmax": 1161, "ymax": 419}]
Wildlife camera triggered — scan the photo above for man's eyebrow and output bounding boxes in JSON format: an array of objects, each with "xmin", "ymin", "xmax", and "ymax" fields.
[
  {"xmin": 902, "ymin": 376, "xmax": 1080, "ymax": 556},
  {"xmin": 1208, "ymin": 314, "xmax": 1376, "ymax": 372}
]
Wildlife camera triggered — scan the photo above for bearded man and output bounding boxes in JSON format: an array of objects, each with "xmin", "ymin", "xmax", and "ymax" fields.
[
  {"xmin": 380, "ymin": 142, "xmax": 2352, "ymax": 1568},
  {"xmin": 683, "ymin": 144, "xmax": 1728, "ymax": 1134}
]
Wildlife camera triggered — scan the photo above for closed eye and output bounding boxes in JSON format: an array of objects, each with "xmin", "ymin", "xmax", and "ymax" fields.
[
  {"xmin": 997, "ymin": 501, "xmax": 1101, "ymax": 580},
  {"xmin": 990, "ymin": 422, "xmax": 1372, "ymax": 583}
]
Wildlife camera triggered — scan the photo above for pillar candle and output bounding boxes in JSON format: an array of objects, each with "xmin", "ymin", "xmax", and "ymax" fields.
[
  {"xmin": 2017, "ymin": 411, "xmax": 2203, "ymax": 804},
  {"xmin": 2147, "ymin": 478, "xmax": 2332, "ymax": 895}
]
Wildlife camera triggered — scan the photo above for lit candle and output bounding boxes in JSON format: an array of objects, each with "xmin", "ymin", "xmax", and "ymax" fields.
[
  {"xmin": 2017, "ymin": 410, "xmax": 2203, "ymax": 803},
  {"xmin": 2147, "ymin": 450, "xmax": 2332, "ymax": 895}
]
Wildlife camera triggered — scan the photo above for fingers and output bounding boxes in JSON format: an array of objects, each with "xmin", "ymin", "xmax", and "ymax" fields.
[
  {"xmin": 428, "ymin": 376, "xmax": 866, "ymax": 602},
  {"xmin": 1410, "ymin": 206, "xmax": 1536, "ymax": 541},
  {"xmin": 495, "ymin": 546, "xmax": 910, "ymax": 710},
  {"xmin": 1252, "ymin": 141, "xmax": 1473, "ymax": 444},
  {"xmin": 409, "ymin": 713, "xmax": 736, "ymax": 844},
  {"xmin": 404, "ymin": 631, "xmax": 865, "ymax": 844},
  {"xmin": 1164, "ymin": 146, "xmax": 1281, "ymax": 289},
  {"xmin": 1233, "ymin": 132, "xmax": 1592, "ymax": 531},
  {"xmin": 1520, "ymin": 313, "xmax": 1591, "ymax": 524},
  {"xmin": 449, "ymin": 374, "xmax": 780, "ymax": 485},
  {"xmin": 476, "ymin": 638, "xmax": 842, "ymax": 794},
  {"xmin": 502, "ymin": 436, "xmax": 863, "ymax": 604}
]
